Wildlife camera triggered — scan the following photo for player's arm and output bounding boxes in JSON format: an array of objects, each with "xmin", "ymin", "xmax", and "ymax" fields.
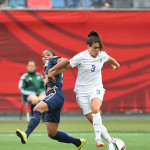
[
  {"xmin": 48, "ymin": 58, "xmax": 71, "ymax": 76},
  {"xmin": 50, "ymin": 52, "xmax": 81, "ymax": 75},
  {"xmin": 44, "ymin": 58, "xmax": 71, "ymax": 85},
  {"xmin": 52, "ymin": 58, "xmax": 71, "ymax": 74},
  {"xmin": 107, "ymin": 56, "xmax": 120, "ymax": 71}
]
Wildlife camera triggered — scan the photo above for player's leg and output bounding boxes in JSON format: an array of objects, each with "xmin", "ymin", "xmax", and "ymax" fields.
[
  {"xmin": 90, "ymin": 89, "xmax": 108, "ymax": 147},
  {"xmin": 45, "ymin": 89, "xmax": 86, "ymax": 149},
  {"xmin": 27, "ymin": 94, "xmax": 40, "ymax": 105},
  {"xmin": 25, "ymin": 101, "xmax": 48, "ymax": 137},
  {"xmin": 101, "ymin": 125, "xmax": 112, "ymax": 143},
  {"xmin": 16, "ymin": 101, "xmax": 48, "ymax": 144},
  {"xmin": 91, "ymin": 97, "xmax": 104, "ymax": 147},
  {"xmin": 38, "ymin": 94, "xmax": 46, "ymax": 101},
  {"xmin": 46, "ymin": 122, "xmax": 85, "ymax": 149},
  {"xmin": 76, "ymin": 92, "xmax": 106, "ymax": 147},
  {"xmin": 38, "ymin": 94, "xmax": 46, "ymax": 120},
  {"xmin": 85, "ymin": 112, "xmax": 112, "ymax": 143}
]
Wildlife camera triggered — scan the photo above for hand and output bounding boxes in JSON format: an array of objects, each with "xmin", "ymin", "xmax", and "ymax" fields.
[
  {"xmin": 111, "ymin": 64, "xmax": 119, "ymax": 71},
  {"xmin": 48, "ymin": 71, "xmax": 55, "ymax": 81},
  {"xmin": 44, "ymin": 77, "xmax": 49, "ymax": 86}
]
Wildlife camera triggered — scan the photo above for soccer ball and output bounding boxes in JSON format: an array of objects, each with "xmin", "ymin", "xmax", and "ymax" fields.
[{"xmin": 108, "ymin": 138, "xmax": 126, "ymax": 150}]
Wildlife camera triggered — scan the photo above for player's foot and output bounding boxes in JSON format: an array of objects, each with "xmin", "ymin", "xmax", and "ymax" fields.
[
  {"xmin": 16, "ymin": 129, "xmax": 27, "ymax": 144},
  {"xmin": 96, "ymin": 140, "xmax": 105, "ymax": 147},
  {"xmin": 76, "ymin": 138, "xmax": 86, "ymax": 150}
]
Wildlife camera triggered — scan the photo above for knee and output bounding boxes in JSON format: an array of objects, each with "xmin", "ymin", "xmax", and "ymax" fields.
[
  {"xmin": 48, "ymin": 131, "xmax": 57, "ymax": 138},
  {"xmin": 33, "ymin": 105, "xmax": 39, "ymax": 111},
  {"xmin": 33, "ymin": 102, "xmax": 48, "ymax": 113},
  {"xmin": 33, "ymin": 105, "xmax": 42, "ymax": 113},
  {"xmin": 92, "ymin": 107, "xmax": 100, "ymax": 114}
]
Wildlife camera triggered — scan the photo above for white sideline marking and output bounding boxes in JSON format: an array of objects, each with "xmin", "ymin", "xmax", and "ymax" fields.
[
  {"xmin": 0, "ymin": 134, "xmax": 44, "ymax": 136},
  {"xmin": 0, "ymin": 133, "xmax": 149, "ymax": 136}
]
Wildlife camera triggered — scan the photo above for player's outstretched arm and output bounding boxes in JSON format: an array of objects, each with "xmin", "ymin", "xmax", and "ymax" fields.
[
  {"xmin": 107, "ymin": 57, "xmax": 120, "ymax": 71},
  {"xmin": 44, "ymin": 58, "xmax": 71, "ymax": 85},
  {"xmin": 49, "ymin": 58, "xmax": 71, "ymax": 75},
  {"xmin": 47, "ymin": 58, "xmax": 71, "ymax": 81}
]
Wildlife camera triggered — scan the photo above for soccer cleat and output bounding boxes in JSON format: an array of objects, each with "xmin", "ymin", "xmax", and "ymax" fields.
[
  {"xmin": 16, "ymin": 129, "xmax": 27, "ymax": 144},
  {"xmin": 76, "ymin": 138, "xmax": 86, "ymax": 150},
  {"xmin": 96, "ymin": 140, "xmax": 105, "ymax": 147}
]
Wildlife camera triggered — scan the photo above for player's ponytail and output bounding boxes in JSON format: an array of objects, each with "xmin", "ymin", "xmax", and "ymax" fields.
[
  {"xmin": 88, "ymin": 30, "xmax": 99, "ymax": 38},
  {"xmin": 86, "ymin": 30, "xmax": 104, "ymax": 51}
]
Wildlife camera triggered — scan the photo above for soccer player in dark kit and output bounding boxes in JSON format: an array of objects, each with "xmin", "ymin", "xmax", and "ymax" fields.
[{"xmin": 16, "ymin": 49, "xmax": 86, "ymax": 150}]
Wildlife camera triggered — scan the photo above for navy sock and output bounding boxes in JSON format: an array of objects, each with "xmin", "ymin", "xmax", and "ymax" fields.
[
  {"xmin": 25, "ymin": 110, "xmax": 41, "ymax": 138},
  {"xmin": 52, "ymin": 131, "xmax": 81, "ymax": 147}
]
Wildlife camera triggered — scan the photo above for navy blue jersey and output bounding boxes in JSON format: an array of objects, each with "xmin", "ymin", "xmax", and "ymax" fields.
[{"xmin": 45, "ymin": 56, "xmax": 63, "ymax": 89}]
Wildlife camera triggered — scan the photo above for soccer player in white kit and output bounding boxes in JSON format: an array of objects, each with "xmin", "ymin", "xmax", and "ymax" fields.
[{"xmin": 45, "ymin": 30, "xmax": 120, "ymax": 148}]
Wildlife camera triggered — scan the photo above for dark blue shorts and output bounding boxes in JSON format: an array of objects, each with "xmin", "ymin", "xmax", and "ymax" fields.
[{"xmin": 42, "ymin": 88, "xmax": 64, "ymax": 123}]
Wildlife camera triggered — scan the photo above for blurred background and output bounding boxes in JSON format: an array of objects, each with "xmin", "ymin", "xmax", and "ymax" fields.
[
  {"xmin": 0, "ymin": 0, "xmax": 150, "ymax": 9},
  {"xmin": 0, "ymin": 0, "xmax": 150, "ymax": 122},
  {"xmin": 0, "ymin": 2, "xmax": 150, "ymax": 150}
]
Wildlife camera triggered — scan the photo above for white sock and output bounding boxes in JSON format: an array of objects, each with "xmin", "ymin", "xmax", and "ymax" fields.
[
  {"xmin": 92, "ymin": 112, "xmax": 102, "ymax": 141},
  {"xmin": 101, "ymin": 125, "xmax": 112, "ymax": 143}
]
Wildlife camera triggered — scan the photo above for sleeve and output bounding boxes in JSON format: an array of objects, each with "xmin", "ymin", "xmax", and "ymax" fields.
[
  {"xmin": 18, "ymin": 75, "xmax": 26, "ymax": 92},
  {"xmin": 45, "ymin": 59, "xmax": 52, "ymax": 76},
  {"xmin": 51, "ymin": 57, "xmax": 60, "ymax": 65},
  {"xmin": 46, "ymin": 57, "xmax": 60, "ymax": 73},
  {"xmin": 69, "ymin": 53, "xmax": 82, "ymax": 68},
  {"xmin": 18, "ymin": 74, "xmax": 36, "ymax": 95},
  {"xmin": 102, "ymin": 51, "xmax": 109, "ymax": 62}
]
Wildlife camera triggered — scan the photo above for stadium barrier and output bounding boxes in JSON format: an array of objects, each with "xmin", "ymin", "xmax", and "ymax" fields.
[{"xmin": 0, "ymin": 10, "xmax": 150, "ymax": 112}]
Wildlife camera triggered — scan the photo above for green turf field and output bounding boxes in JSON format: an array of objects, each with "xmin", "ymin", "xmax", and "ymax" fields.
[{"xmin": 0, "ymin": 120, "xmax": 150, "ymax": 150}]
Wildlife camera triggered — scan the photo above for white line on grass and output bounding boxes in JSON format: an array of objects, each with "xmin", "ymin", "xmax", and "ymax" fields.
[
  {"xmin": 0, "ymin": 134, "xmax": 44, "ymax": 136},
  {"xmin": 0, "ymin": 132, "xmax": 149, "ymax": 136}
]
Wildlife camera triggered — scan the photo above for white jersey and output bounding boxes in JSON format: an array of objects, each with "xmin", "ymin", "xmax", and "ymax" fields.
[{"xmin": 70, "ymin": 50, "xmax": 109, "ymax": 94}]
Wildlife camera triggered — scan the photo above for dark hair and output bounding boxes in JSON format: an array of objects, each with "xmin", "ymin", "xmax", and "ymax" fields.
[
  {"xmin": 43, "ymin": 48, "xmax": 56, "ymax": 56},
  {"xmin": 86, "ymin": 30, "xmax": 104, "ymax": 51},
  {"xmin": 27, "ymin": 60, "xmax": 36, "ymax": 65}
]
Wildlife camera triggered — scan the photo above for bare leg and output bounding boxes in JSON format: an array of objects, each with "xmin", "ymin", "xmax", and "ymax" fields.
[
  {"xmin": 39, "ymin": 94, "xmax": 46, "ymax": 101},
  {"xmin": 27, "ymin": 94, "xmax": 40, "ymax": 105},
  {"xmin": 46, "ymin": 122, "xmax": 59, "ymax": 138},
  {"xmin": 46, "ymin": 122, "xmax": 83, "ymax": 147}
]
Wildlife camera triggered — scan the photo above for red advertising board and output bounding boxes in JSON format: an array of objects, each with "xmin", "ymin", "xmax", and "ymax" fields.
[{"xmin": 0, "ymin": 11, "xmax": 150, "ymax": 112}]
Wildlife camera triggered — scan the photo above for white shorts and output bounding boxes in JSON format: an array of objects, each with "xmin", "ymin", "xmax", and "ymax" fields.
[{"xmin": 76, "ymin": 88, "xmax": 105, "ymax": 115}]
